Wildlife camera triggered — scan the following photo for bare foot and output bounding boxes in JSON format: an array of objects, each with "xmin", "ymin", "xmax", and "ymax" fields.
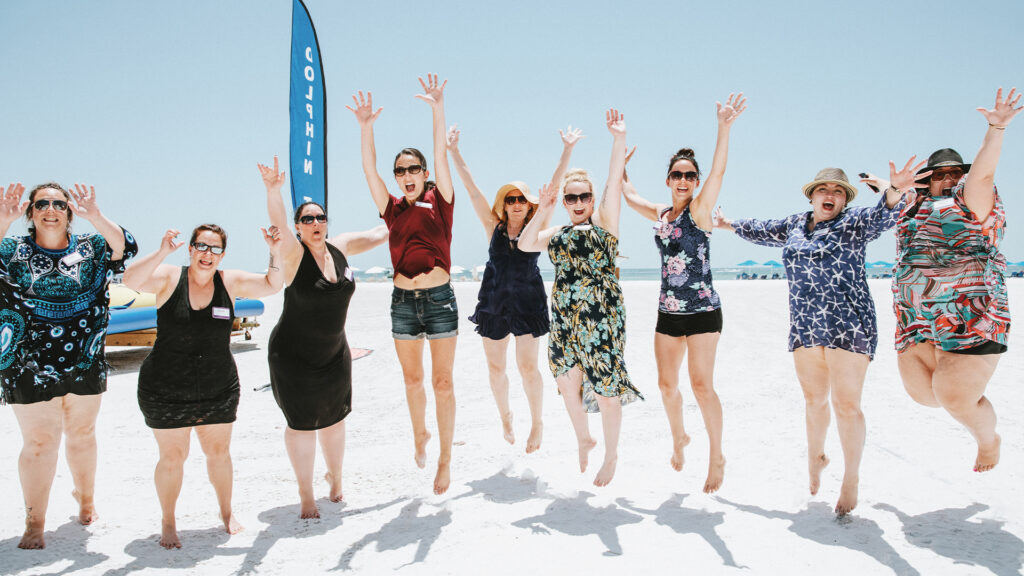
[
  {"xmin": 325, "ymin": 472, "xmax": 344, "ymax": 502},
  {"xmin": 975, "ymin": 434, "xmax": 1001, "ymax": 472},
  {"xmin": 501, "ymin": 411, "xmax": 515, "ymax": 445},
  {"xmin": 433, "ymin": 461, "xmax": 451, "ymax": 495},
  {"xmin": 703, "ymin": 456, "xmax": 726, "ymax": 494},
  {"xmin": 525, "ymin": 422, "xmax": 543, "ymax": 454},
  {"xmin": 159, "ymin": 520, "xmax": 182, "ymax": 549},
  {"xmin": 835, "ymin": 478, "xmax": 859, "ymax": 517},
  {"xmin": 299, "ymin": 499, "xmax": 321, "ymax": 519},
  {"xmin": 670, "ymin": 433, "xmax": 691, "ymax": 472},
  {"xmin": 72, "ymin": 489, "xmax": 98, "ymax": 525},
  {"xmin": 593, "ymin": 457, "xmax": 618, "ymax": 487},
  {"xmin": 809, "ymin": 453, "xmax": 830, "ymax": 495},
  {"xmin": 578, "ymin": 438, "xmax": 598, "ymax": 473},
  {"xmin": 18, "ymin": 517, "xmax": 45, "ymax": 550},
  {"xmin": 222, "ymin": 512, "xmax": 244, "ymax": 535},
  {"xmin": 414, "ymin": 431, "xmax": 432, "ymax": 469}
]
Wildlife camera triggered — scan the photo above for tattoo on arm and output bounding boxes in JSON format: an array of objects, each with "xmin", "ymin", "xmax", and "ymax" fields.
[{"xmin": 268, "ymin": 255, "xmax": 279, "ymax": 271}]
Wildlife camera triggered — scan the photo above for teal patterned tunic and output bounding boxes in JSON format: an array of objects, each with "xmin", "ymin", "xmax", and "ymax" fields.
[{"xmin": 547, "ymin": 223, "xmax": 642, "ymax": 413}]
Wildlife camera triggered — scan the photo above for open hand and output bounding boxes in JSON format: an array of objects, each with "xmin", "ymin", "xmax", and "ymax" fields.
[
  {"xmin": 712, "ymin": 206, "xmax": 732, "ymax": 229},
  {"xmin": 889, "ymin": 156, "xmax": 930, "ymax": 191},
  {"xmin": 560, "ymin": 125, "xmax": 584, "ymax": 147},
  {"xmin": 717, "ymin": 93, "xmax": 747, "ymax": 125},
  {"xmin": 538, "ymin": 182, "xmax": 557, "ymax": 210},
  {"xmin": 606, "ymin": 108, "xmax": 626, "ymax": 136},
  {"xmin": 446, "ymin": 124, "xmax": 460, "ymax": 150},
  {"xmin": 258, "ymin": 156, "xmax": 287, "ymax": 193},
  {"xmin": 346, "ymin": 91, "xmax": 383, "ymax": 126},
  {"xmin": 415, "ymin": 74, "xmax": 447, "ymax": 107},
  {"xmin": 68, "ymin": 184, "xmax": 100, "ymax": 222},
  {"xmin": 0, "ymin": 183, "xmax": 27, "ymax": 227},
  {"xmin": 977, "ymin": 87, "xmax": 1022, "ymax": 128}
]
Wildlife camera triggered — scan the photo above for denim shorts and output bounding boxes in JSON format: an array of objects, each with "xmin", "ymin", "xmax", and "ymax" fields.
[{"xmin": 391, "ymin": 283, "xmax": 459, "ymax": 340}]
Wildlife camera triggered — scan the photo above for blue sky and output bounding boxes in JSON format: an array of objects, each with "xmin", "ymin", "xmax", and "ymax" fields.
[{"xmin": 2, "ymin": 0, "xmax": 1021, "ymax": 272}]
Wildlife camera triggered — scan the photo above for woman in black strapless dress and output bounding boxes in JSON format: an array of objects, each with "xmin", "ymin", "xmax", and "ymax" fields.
[
  {"xmin": 259, "ymin": 156, "xmax": 388, "ymax": 519},
  {"xmin": 123, "ymin": 223, "xmax": 285, "ymax": 549}
]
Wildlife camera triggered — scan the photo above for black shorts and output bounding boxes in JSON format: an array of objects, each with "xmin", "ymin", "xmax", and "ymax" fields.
[
  {"xmin": 655, "ymin": 309, "xmax": 723, "ymax": 337},
  {"xmin": 948, "ymin": 340, "xmax": 1007, "ymax": 355}
]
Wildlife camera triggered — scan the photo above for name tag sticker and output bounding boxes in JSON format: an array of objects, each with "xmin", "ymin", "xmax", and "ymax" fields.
[
  {"xmin": 212, "ymin": 307, "xmax": 231, "ymax": 320},
  {"xmin": 61, "ymin": 252, "xmax": 85, "ymax": 266},
  {"xmin": 415, "ymin": 201, "xmax": 433, "ymax": 209},
  {"xmin": 933, "ymin": 197, "xmax": 955, "ymax": 210},
  {"xmin": 344, "ymin": 267, "xmax": 354, "ymax": 281},
  {"xmin": 652, "ymin": 222, "xmax": 665, "ymax": 231},
  {"xmin": 573, "ymin": 224, "xmax": 592, "ymax": 231}
]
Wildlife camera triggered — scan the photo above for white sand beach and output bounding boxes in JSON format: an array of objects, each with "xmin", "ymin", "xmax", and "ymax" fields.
[{"xmin": 1, "ymin": 279, "xmax": 1022, "ymax": 575}]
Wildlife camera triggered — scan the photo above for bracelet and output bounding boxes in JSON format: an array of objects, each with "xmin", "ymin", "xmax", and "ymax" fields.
[{"xmin": 989, "ymin": 123, "xmax": 1007, "ymax": 130}]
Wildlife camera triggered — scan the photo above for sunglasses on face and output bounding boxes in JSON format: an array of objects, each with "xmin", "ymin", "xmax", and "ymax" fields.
[
  {"xmin": 393, "ymin": 164, "xmax": 424, "ymax": 177},
  {"xmin": 668, "ymin": 171, "xmax": 699, "ymax": 182},
  {"xmin": 504, "ymin": 195, "xmax": 529, "ymax": 205},
  {"xmin": 930, "ymin": 169, "xmax": 964, "ymax": 182},
  {"xmin": 33, "ymin": 199, "xmax": 68, "ymax": 211},
  {"xmin": 563, "ymin": 192, "xmax": 593, "ymax": 205},
  {"xmin": 298, "ymin": 214, "xmax": 328, "ymax": 225},
  {"xmin": 191, "ymin": 242, "xmax": 225, "ymax": 255}
]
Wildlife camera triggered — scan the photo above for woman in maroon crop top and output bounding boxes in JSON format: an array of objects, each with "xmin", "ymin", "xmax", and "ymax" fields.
[{"xmin": 348, "ymin": 74, "xmax": 458, "ymax": 495}]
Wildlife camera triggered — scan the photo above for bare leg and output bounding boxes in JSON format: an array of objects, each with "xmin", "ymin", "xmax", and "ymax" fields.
[
  {"xmin": 62, "ymin": 393, "xmax": 102, "ymax": 525},
  {"xmin": 12, "ymin": 399, "xmax": 63, "ymax": 550},
  {"xmin": 152, "ymin": 428, "xmax": 191, "ymax": 548},
  {"xmin": 317, "ymin": 420, "xmax": 346, "ymax": 501},
  {"xmin": 515, "ymin": 334, "xmax": 545, "ymax": 453},
  {"xmin": 931, "ymin": 349, "xmax": 1000, "ymax": 472},
  {"xmin": 654, "ymin": 333, "xmax": 690, "ymax": 472},
  {"xmin": 284, "ymin": 427, "xmax": 319, "ymax": 518},
  {"xmin": 194, "ymin": 423, "xmax": 242, "ymax": 534},
  {"xmin": 394, "ymin": 338, "xmax": 430, "ymax": 468},
  {"xmin": 593, "ymin": 394, "xmax": 622, "ymax": 487},
  {"xmin": 429, "ymin": 336, "xmax": 457, "ymax": 495},
  {"xmin": 555, "ymin": 367, "xmax": 596, "ymax": 472},
  {"xmin": 686, "ymin": 332, "xmax": 725, "ymax": 493},
  {"xmin": 896, "ymin": 344, "xmax": 940, "ymax": 407},
  {"xmin": 792, "ymin": 347, "xmax": 831, "ymax": 496},
  {"xmin": 825, "ymin": 348, "xmax": 870, "ymax": 516},
  {"xmin": 481, "ymin": 335, "xmax": 514, "ymax": 444}
]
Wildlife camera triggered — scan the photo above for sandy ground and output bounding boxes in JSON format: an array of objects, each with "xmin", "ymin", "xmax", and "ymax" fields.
[{"xmin": 1, "ymin": 279, "xmax": 1022, "ymax": 575}]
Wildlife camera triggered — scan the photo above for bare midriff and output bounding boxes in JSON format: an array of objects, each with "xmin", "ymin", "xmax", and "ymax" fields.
[{"xmin": 393, "ymin": 266, "xmax": 451, "ymax": 290}]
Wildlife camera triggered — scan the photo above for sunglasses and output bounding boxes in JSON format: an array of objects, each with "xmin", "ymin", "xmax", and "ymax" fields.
[
  {"xmin": 504, "ymin": 195, "xmax": 529, "ymax": 205},
  {"xmin": 298, "ymin": 214, "xmax": 328, "ymax": 225},
  {"xmin": 191, "ymin": 242, "xmax": 225, "ymax": 255},
  {"xmin": 33, "ymin": 199, "xmax": 68, "ymax": 211},
  {"xmin": 393, "ymin": 164, "xmax": 424, "ymax": 177},
  {"xmin": 668, "ymin": 171, "xmax": 699, "ymax": 182},
  {"xmin": 929, "ymin": 168, "xmax": 964, "ymax": 183},
  {"xmin": 563, "ymin": 192, "xmax": 593, "ymax": 205}
]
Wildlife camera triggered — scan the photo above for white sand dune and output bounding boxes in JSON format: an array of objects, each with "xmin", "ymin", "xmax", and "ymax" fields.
[{"xmin": 1, "ymin": 279, "xmax": 1022, "ymax": 575}]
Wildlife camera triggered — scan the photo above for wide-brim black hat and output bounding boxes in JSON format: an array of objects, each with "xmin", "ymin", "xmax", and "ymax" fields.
[{"xmin": 916, "ymin": 148, "xmax": 971, "ymax": 184}]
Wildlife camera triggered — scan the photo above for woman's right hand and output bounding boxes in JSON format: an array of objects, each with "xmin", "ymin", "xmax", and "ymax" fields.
[
  {"xmin": 606, "ymin": 108, "xmax": 626, "ymax": 137},
  {"xmin": 446, "ymin": 124, "xmax": 460, "ymax": 151},
  {"xmin": 0, "ymin": 183, "xmax": 26, "ymax": 227},
  {"xmin": 257, "ymin": 156, "xmax": 287, "ymax": 194},
  {"xmin": 889, "ymin": 156, "xmax": 929, "ymax": 191},
  {"xmin": 159, "ymin": 229, "xmax": 184, "ymax": 255},
  {"xmin": 538, "ymin": 182, "xmax": 557, "ymax": 210},
  {"xmin": 712, "ymin": 206, "xmax": 733, "ymax": 229},
  {"xmin": 560, "ymin": 125, "xmax": 584, "ymax": 148},
  {"xmin": 346, "ymin": 91, "xmax": 383, "ymax": 127}
]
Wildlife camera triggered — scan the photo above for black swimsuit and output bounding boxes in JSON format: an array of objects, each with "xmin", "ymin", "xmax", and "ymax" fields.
[{"xmin": 137, "ymin": 267, "xmax": 239, "ymax": 429}]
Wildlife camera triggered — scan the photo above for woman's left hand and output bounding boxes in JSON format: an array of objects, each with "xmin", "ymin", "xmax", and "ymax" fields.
[
  {"xmin": 262, "ymin": 225, "xmax": 283, "ymax": 252},
  {"xmin": 68, "ymin": 184, "xmax": 101, "ymax": 222},
  {"xmin": 716, "ymin": 92, "xmax": 747, "ymax": 125},
  {"xmin": 859, "ymin": 172, "xmax": 890, "ymax": 193},
  {"xmin": 415, "ymin": 73, "xmax": 447, "ymax": 107},
  {"xmin": 606, "ymin": 108, "xmax": 626, "ymax": 136},
  {"xmin": 538, "ymin": 182, "xmax": 557, "ymax": 210},
  {"xmin": 977, "ymin": 87, "xmax": 1022, "ymax": 128},
  {"xmin": 889, "ymin": 156, "xmax": 929, "ymax": 191}
]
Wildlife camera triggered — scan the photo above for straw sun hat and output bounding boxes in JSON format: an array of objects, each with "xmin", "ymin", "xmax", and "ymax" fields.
[
  {"xmin": 801, "ymin": 167, "xmax": 858, "ymax": 203},
  {"xmin": 492, "ymin": 181, "xmax": 539, "ymax": 221}
]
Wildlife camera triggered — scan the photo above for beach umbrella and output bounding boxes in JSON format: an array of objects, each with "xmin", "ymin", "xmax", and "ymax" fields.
[
  {"xmin": 737, "ymin": 259, "xmax": 759, "ymax": 266},
  {"xmin": 763, "ymin": 260, "xmax": 783, "ymax": 267},
  {"xmin": 474, "ymin": 264, "xmax": 486, "ymax": 273},
  {"xmin": 349, "ymin": 266, "xmax": 361, "ymax": 272},
  {"xmin": 365, "ymin": 266, "xmax": 388, "ymax": 275},
  {"xmin": 450, "ymin": 265, "xmax": 466, "ymax": 274}
]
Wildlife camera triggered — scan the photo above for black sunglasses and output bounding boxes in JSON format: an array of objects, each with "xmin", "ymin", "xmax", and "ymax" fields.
[
  {"xmin": 33, "ymin": 199, "xmax": 69, "ymax": 211},
  {"xmin": 191, "ymin": 242, "xmax": 225, "ymax": 255},
  {"xmin": 563, "ymin": 192, "xmax": 593, "ymax": 205},
  {"xmin": 668, "ymin": 170, "xmax": 699, "ymax": 182},
  {"xmin": 299, "ymin": 214, "xmax": 328, "ymax": 225},
  {"xmin": 504, "ymin": 195, "xmax": 529, "ymax": 205},
  {"xmin": 393, "ymin": 165, "xmax": 424, "ymax": 176}
]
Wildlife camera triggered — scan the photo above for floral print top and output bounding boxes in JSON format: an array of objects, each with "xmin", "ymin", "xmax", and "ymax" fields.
[{"xmin": 655, "ymin": 206, "xmax": 720, "ymax": 314}]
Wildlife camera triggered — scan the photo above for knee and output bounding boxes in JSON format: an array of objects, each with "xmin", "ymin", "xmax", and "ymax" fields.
[
  {"xmin": 22, "ymin": 431, "xmax": 61, "ymax": 458},
  {"xmin": 904, "ymin": 381, "xmax": 939, "ymax": 408},
  {"xmin": 432, "ymin": 372, "xmax": 454, "ymax": 396},
  {"xmin": 158, "ymin": 446, "xmax": 189, "ymax": 466},
  {"xmin": 933, "ymin": 385, "xmax": 976, "ymax": 412},
  {"xmin": 202, "ymin": 442, "xmax": 231, "ymax": 462},
  {"xmin": 486, "ymin": 358, "xmax": 506, "ymax": 379},
  {"xmin": 831, "ymin": 398, "xmax": 863, "ymax": 422},
  {"xmin": 516, "ymin": 357, "xmax": 538, "ymax": 377},
  {"xmin": 803, "ymin": 390, "xmax": 829, "ymax": 410},
  {"xmin": 689, "ymin": 378, "xmax": 716, "ymax": 400},
  {"xmin": 402, "ymin": 370, "xmax": 425, "ymax": 388},
  {"xmin": 64, "ymin": 420, "xmax": 97, "ymax": 445},
  {"xmin": 656, "ymin": 374, "xmax": 678, "ymax": 395}
]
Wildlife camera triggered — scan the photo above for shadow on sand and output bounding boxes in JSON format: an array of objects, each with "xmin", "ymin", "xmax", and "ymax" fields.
[
  {"xmin": 512, "ymin": 491, "xmax": 643, "ymax": 556},
  {"xmin": 0, "ymin": 519, "xmax": 108, "ymax": 576},
  {"xmin": 103, "ymin": 526, "xmax": 246, "ymax": 576},
  {"xmin": 451, "ymin": 466, "xmax": 546, "ymax": 505},
  {"xmin": 337, "ymin": 498, "xmax": 452, "ymax": 571},
  {"xmin": 618, "ymin": 494, "xmax": 742, "ymax": 567},
  {"xmin": 875, "ymin": 502, "xmax": 1024, "ymax": 576}
]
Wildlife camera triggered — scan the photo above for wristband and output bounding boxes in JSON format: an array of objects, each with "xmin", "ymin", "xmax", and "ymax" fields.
[{"xmin": 989, "ymin": 123, "xmax": 1007, "ymax": 130}]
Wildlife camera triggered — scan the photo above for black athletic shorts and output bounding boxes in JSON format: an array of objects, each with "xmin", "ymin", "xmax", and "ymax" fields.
[{"xmin": 655, "ymin": 308, "xmax": 723, "ymax": 337}]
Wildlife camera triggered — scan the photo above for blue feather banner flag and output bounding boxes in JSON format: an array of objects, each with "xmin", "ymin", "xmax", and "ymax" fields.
[{"xmin": 289, "ymin": 0, "xmax": 327, "ymax": 212}]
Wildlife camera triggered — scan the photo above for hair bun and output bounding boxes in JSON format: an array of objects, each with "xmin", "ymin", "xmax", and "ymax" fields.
[{"xmin": 675, "ymin": 148, "xmax": 695, "ymax": 158}]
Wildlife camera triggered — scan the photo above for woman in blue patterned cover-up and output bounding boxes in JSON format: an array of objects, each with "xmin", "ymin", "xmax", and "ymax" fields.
[
  {"xmin": 519, "ymin": 109, "xmax": 642, "ymax": 487},
  {"xmin": 0, "ymin": 182, "xmax": 136, "ymax": 549},
  {"xmin": 621, "ymin": 93, "xmax": 745, "ymax": 494},
  {"xmin": 447, "ymin": 125, "xmax": 583, "ymax": 452},
  {"xmin": 715, "ymin": 161, "xmax": 919, "ymax": 516}
]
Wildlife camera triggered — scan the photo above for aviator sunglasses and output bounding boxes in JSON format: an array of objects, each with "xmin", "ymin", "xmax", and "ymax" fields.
[
  {"xmin": 668, "ymin": 170, "xmax": 699, "ymax": 182},
  {"xmin": 299, "ymin": 214, "xmax": 328, "ymax": 225},
  {"xmin": 191, "ymin": 242, "xmax": 225, "ymax": 255},
  {"xmin": 929, "ymin": 168, "xmax": 964, "ymax": 183},
  {"xmin": 33, "ymin": 199, "xmax": 69, "ymax": 211},
  {"xmin": 393, "ymin": 164, "xmax": 424, "ymax": 177},
  {"xmin": 563, "ymin": 192, "xmax": 593, "ymax": 205},
  {"xmin": 504, "ymin": 195, "xmax": 529, "ymax": 205}
]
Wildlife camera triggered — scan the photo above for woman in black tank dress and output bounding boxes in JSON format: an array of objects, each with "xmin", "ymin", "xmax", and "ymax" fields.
[
  {"xmin": 122, "ymin": 224, "xmax": 285, "ymax": 549},
  {"xmin": 259, "ymin": 156, "xmax": 389, "ymax": 519}
]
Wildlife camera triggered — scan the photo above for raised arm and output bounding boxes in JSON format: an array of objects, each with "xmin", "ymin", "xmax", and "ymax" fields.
[
  {"xmin": 122, "ymin": 229, "xmax": 184, "ymax": 296},
  {"xmin": 965, "ymin": 87, "xmax": 1021, "ymax": 220},
  {"xmin": 346, "ymin": 91, "xmax": 390, "ymax": 215},
  {"xmin": 594, "ymin": 109, "xmax": 627, "ymax": 237},
  {"xmin": 415, "ymin": 74, "xmax": 454, "ymax": 203},
  {"xmin": 446, "ymin": 125, "xmax": 497, "ymax": 235},
  {"xmin": 619, "ymin": 146, "xmax": 663, "ymax": 221},
  {"xmin": 715, "ymin": 206, "xmax": 793, "ymax": 248},
  {"xmin": 222, "ymin": 226, "xmax": 286, "ymax": 299},
  {"xmin": 329, "ymin": 223, "xmax": 389, "ymax": 257},
  {"xmin": 0, "ymin": 183, "xmax": 27, "ymax": 239},
  {"xmin": 692, "ymin": 93, "xmax": 746, "ymax": 221},
  {"xmin": 257, "ymin": 156, "xmax": 303, "ymax": 279},
  {"xmin": 518, "ymin": 182, "xmax": 560, "ymax": 252},
  {"xmin": 549, "ymin": 126, "xmax": 584, "ymax": 191},
  {"xmin": 886, "ymin": 156, "xmax": 929, "ymax": 208},
  {"xmin": 68, "ymin": 184, "xmax": 126, "ymax": 259}
]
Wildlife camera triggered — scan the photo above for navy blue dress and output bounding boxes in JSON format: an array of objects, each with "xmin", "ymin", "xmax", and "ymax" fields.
[{"xmin": 469, "ymin": 224, "xmax": 549, "ymax": 340}]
